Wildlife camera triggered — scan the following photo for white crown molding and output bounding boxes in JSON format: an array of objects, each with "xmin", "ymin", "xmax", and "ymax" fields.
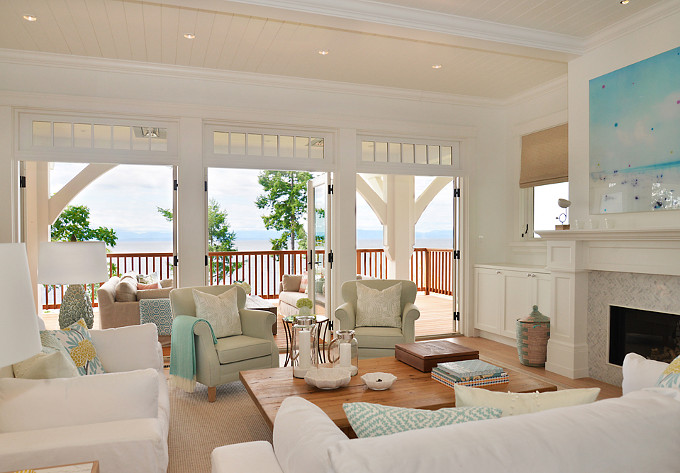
[
  {"xmin": 503, "ymin": 75, "xmax": 568, "ymax": 107},
  {"xmin": 585, "ymin": 0, "xmax": 680, "ymax": 52},
  {"xmin": 222, "ymin": 0, "xmax": 585, "ymax": 54},
  {"xmin": 0, "ymin": 49, "xmax": 502, "ymax": 109}
]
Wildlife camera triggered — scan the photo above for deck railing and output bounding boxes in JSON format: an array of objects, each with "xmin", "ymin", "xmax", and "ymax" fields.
[{"xmin": 42, "ymin": 248, "xmax": 452, "ymax": 308}]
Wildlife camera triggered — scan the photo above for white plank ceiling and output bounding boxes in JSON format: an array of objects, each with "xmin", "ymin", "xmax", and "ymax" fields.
[{"xmin": 0, "ymin": 0, "xmax": 668, "ymax": 99}]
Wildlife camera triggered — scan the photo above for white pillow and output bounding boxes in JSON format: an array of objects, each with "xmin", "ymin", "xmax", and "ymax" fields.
[
  {"xmin": 192, "ymin": 287, "xmax": 242, "ymax": 338},
  {"xmin": 273, "ymin": 397, "xmax": 348, "ymax": 473},
  {"xmin": 622, "ymin": 352, "xmax": 669, "ymax": 394},
  {"xmin": 12, "ymin": 351, "xmax": 79, "ymax": 379},
  {"xmin": 355, "ymin": 282, "xmax": 402, "ymax": 328},
  {"xmin": 454, "ymin": 385, "xmax": 600, "ymax": 416},
  {"xmin": 89, "ymin": 323, "xmax": 162, "ymax": 372},
  {"xmin": 0, "ymin": 368, "xmax": 160, "ymax": 432}
]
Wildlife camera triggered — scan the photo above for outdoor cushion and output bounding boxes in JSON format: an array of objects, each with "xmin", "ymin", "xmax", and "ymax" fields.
[
  {"xmin": 353, "ymin": 327, "xmax": 404, "ymax": 349},
  {"xmin": 278, "ymin": 291, "xmax": 309, "ymax": 307},
  {"xmin": 281, "ymin": 275, "xmax": 302, "ymax": 292},
  {"xmin": 216, "ymin": 335, "xmax": 274, "ymax": 364},
  {"xmin": 116, "ymin": 277, "xmax": 138, "ymax": 302}
]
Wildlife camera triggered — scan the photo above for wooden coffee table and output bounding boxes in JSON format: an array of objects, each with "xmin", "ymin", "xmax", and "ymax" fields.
[{"xmin": 240, "ymin": 356, "xmax": 557, "ymax": 436}]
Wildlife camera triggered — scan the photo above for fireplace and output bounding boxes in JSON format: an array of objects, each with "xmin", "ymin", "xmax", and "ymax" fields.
[{"xmin": 609, "ymin": 305, "xmax": 680, "ymax": 365}]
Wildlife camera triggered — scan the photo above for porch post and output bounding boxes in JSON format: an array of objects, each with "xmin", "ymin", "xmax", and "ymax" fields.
[{"xmin": 384, "ymin": 175, "xmax": 415, "ymax": 280}]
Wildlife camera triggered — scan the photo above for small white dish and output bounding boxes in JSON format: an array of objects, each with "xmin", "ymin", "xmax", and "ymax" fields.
[
  {"xmin": 304, "ymin": 367, "xmax": 351, "ymax": 390},
  {"xmin": 361, "ymin": 372, "xmax": 397, "ymax": 390}
]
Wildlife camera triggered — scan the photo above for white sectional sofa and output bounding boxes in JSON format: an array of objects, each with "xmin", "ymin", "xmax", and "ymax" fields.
[
  {"xmin": 212, "ymin": 354, "xmax": 679, "ymax": 473},
  {"xmin": 0, "ymin": 323, "xmax": 169, "ymax": 473}
]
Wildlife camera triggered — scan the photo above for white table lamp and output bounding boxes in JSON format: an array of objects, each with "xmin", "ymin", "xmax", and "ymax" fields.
[
  {"xmin": 0, "ymin": 243, "xmax": 42, "ymax": 367},
  {"xmin": 38, "ymin": 241, "xmax": 108, "ymax": 329}
]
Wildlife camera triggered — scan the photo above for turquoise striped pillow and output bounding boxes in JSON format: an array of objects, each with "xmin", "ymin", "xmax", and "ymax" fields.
[{"xmin": 343, "ymin": 402, "xmax": 501, "ymax": 438}]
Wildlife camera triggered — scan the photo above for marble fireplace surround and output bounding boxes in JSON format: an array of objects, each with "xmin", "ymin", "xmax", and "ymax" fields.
[{"xmin": 536, "ymin": 229, "xmax": 680, "ymax": 381}]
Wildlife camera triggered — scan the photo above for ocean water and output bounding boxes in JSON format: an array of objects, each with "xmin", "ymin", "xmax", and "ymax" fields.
[{"xmin": 111, "ymin": 238, "xmax": 453, "ymax": 253}]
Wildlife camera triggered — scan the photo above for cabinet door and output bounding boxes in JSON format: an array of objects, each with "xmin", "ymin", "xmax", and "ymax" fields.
[
  {"xmin": 502, "ymin": 271, "xmax": 534, "ymax": 338},
  {"xmin": 534, "ymin": 273, "xmax": 551, "ymax": 319},
  {"xmin": 474, "ymin": 268, "xmax": 502, "ymax": 333}
]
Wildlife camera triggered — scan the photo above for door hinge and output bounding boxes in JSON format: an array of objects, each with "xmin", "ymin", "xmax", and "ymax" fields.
[
  {"xmin": 173, "ymin": 179, "xmax": 178, "ymax": 191},
  {"xmin": 173, "ymin": 255, "xmax": 178, "ymax": 266},
  {"xmin": 453, "ymin": 188, "xmax": 460, "ymax": 198},
  {"xmin": 454, "ymin": 311, "xmax": 460, "ymax": 321},
  {"xmin": 205, "ymin": 255, "xmax": 208, "ymax": 266},
  {"xmin": 328, "ymin": 184, "xmax": 333, "ymax": 194},
  {"xmin": 204, "ymin": 181, "xmax": 208, "ymax": 192},
  {"xmin": 453, "ymin": 250, "xmax": 460, "ymax": 260},
  {"xmin": 19, "ymin": 176, "xmax": 26, "ymax": 188},
  {"xmin": 328, "ymin": 250, "xmax": 333, "ymax": 269}
]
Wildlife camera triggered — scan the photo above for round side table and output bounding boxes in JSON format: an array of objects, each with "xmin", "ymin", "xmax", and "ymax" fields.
[{"xmin": 282, "ymin": 314, "xmax": 330, "ymax": 367}]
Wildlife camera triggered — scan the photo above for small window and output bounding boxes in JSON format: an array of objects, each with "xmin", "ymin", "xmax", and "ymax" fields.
[{"xmin": 531, "ymin": 182, "xmax": 569, "ymax": 237}]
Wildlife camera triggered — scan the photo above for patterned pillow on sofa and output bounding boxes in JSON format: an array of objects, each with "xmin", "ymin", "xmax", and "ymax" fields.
[
  {"xmin": 139, "ymin": 298, "xmax": 173, "ymax": 336},
  {"xmin": 656, "ymin": 354, "xmax": 680, "ymax": 388},
  {"xmin": 46, "ymin": 319, "xmax": 105, "ymax": 375}
]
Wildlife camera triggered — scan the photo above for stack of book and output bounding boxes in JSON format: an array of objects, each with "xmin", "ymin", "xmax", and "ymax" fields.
[{"xmin": 431, "ymin": 359, "xmax": 508, "ymax": 389}]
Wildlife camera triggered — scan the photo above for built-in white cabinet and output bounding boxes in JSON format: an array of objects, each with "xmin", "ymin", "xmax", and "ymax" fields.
[{"xmin": 474, "ymin": 265, "xmax": 551, "ymax": 340}]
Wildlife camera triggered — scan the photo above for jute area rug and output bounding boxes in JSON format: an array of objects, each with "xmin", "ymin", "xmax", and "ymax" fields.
[{"xmin": 168, "ymin": 381, "xmax": 272, "ymax": 473}]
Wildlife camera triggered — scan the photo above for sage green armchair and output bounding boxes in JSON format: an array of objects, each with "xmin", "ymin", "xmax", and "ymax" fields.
[
  {"xmin": 335, "ymin": 279, "xmax": 420, "ymax": 359},
  {"xmin": 170, "ymin": 285, "xmax": 279, "ymax": 402}
]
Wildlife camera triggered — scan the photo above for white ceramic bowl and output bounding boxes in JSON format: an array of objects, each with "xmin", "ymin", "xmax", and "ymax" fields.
[
  {"xmin": 361, "ymin": 372, "xmax": 397, "ymax": 390},
  {"xmin": 304, "ymin": 367, "xmax": 351, "ymax": 390}
]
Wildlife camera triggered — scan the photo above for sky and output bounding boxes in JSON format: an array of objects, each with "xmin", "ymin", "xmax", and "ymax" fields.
[{"xmin": 50, "ymin": 164, "xmax": 454, "ymax": 248}]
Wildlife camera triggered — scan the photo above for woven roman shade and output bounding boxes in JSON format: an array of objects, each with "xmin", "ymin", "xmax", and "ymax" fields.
[{"xmin": 520, "ymin": 124, "xmax": 568, "ymax": 188}]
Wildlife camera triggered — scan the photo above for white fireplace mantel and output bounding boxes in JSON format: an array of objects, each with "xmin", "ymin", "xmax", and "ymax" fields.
[
  {"xmin": 536, "ymin": 228, "xmax": 680, "ymax": 276},
  {"xmin": 537, "ymin": 228, "xmax": 680, "ymax": 241}
]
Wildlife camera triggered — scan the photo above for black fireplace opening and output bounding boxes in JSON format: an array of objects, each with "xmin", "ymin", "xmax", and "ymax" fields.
[{"xmin": 609, "ymin": 305, "xmax": 680, "ymax": 366}]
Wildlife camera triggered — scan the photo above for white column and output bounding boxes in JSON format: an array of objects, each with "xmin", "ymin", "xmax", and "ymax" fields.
[
  {"xmin": 176, "ymin": 117, "xmax": 207, "ymax": 287},
  {"xmin": 544, "ymin": 240, "xmax": 589, "ymax": 378},
  {"xmin": 0, "ymin": 106, "xmax": 15, "ymax": 244},
  {"xmin": 385, "ymin": 175, "xmax": 415, "ymax": 280},
  {"xmin": 332, "ymin": 128, "xmax": 358, "ymax": 312}
]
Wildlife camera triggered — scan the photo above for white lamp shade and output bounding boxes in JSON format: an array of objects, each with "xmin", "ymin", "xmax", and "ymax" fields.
[
  {"xmin": 38, "ymin": 241, "xmax": 108, "ymax": 285},
  {"xmin": 0, "ymin": 243, "xmax": 41, "ymax": 367}
]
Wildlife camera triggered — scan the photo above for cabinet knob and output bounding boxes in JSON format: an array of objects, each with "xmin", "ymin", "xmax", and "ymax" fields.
[{"xmin": 496, "ymin": 271, "xmax": 502, "ymax": 275}]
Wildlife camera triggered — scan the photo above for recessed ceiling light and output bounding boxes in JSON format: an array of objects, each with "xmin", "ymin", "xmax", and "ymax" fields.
[
  {"xmin": 183, "ymin": 33, "xmax": 195, "ymax": 39},
  {"xmin": 432, "ymin": 64, "xmax": 442, "ymax": 69},
  {"xmin": 620, "ymin": 0, "xmax": 629, "ymax": 4},
  {"xmin": 23, "ymin": 15, "xmax": 37, "ymax": 22},
  {"xmin": 318, "ymin": 50, "xmax": 329, "ymax": 56}
]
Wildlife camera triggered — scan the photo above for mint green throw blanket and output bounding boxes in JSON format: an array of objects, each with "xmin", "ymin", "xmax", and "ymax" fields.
[{"xmin": 169, "ymin": 315, "xmax": 217, "ymax": 392}]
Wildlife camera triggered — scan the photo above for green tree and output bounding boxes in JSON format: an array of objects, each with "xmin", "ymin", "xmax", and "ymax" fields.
[
  {"xmin": 255, "ymin": 171, "xmax": 312, "ymax": 250},
  {"xmin": 157, "ymin": 199, "xmax": 236, "ymax": 252},
  {"xmin": 157, "ymin": 200, "xmax": 238, "ymax": 284},
  {"xmin": 51, "ymin": 205, "xmax": 117, "ymax": 247}
]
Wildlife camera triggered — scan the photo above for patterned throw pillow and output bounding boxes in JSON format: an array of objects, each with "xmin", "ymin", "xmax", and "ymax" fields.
[
  {"xmin": 47, "ymin": 319, "xmax": 105, "ymax": 375},
  {"xmin": 355, "ymin": 282, "xmax": 402, "ymax": 328},
  {"xmin": 343, "ymin": 402, "xmax": 501, "ymax": 438},
  {"xmin": 656, "ymin": 354, "xmax": 680, "ymax": 388},
  {"xmin": 192, "ymin": 287, "xmax": 242, "ymax": 338},
  {"xmin": 299, "ymin": 273, "xmax": 309, "ymax": 294},
  {"xmin": 139, "ymin": 298, "xmax": 173, "ymax": 336}
]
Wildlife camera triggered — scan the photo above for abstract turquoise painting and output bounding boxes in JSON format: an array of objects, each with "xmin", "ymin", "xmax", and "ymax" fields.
[{"xmin": 590, "ymin": 46, "xmax": 680, "ymax": 214}]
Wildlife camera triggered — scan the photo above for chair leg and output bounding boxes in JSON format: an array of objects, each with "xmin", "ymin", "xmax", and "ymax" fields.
[{"xmin": 208, "ymin": 386, "xmax": 216, "ymax": 402}]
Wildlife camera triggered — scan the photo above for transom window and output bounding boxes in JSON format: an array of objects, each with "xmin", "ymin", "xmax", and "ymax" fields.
[
  {"xmin": 31, "ymin": 121, "xmax": 168, "ymax": 152},
  {"xmin": 213, "ymin": 131, "xmax": 324, "ymax": 159},
  {"xmin": 361, "ymin": 140, "xmax": 459, "ymax": 167}
]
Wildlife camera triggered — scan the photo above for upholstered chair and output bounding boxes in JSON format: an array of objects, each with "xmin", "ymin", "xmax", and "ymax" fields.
[
  {"xmin": 335, "ymin": 279, "xmax": 420, "ymax": 359},
  {"xmin": 170, "ymin": 285, "xmax": 279, "ymax": 402}
]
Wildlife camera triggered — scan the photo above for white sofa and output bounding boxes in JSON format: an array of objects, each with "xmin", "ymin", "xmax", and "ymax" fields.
[
  {"xmin": 0, "ymin": 323, "xmax": 169, "ymax": 473},
  {"xmin": 212, "ymin": 354, "xmax": 680, "ymax": 473}
]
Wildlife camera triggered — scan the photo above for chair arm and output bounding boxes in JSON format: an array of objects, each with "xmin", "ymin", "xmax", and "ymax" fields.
[
  {"xmin": 90, "ymin": 323, "xmax": 162, "ymax": 372},
  {"xmin": 240, "ymin": 308, "xmax": 276, "ymax": 340},
  {"xmin": 335, "ymin": 302, "xmax": 356, "ymax": 330},
  {"xmin": 401, "ymin": 302, "xmax": 420, "ymax": 343},
  {"xmin": 193, "ymin": 320, "xmax": 221, "ymax": 386},
  {"xmin": 212, "ymin": 442, "xmax": 284, "ymax": 473}
]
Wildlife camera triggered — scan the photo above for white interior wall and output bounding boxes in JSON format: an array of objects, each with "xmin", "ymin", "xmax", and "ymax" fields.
[{"xmin": 0, "ymin": 52, "xmax": 507, "ymax": 317}]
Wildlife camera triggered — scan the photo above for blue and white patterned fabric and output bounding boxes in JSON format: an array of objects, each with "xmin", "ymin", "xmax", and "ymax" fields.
[
  {"xmin": 656, "ymin": 354, "xmax": 680, "ymax": 388},
  {"xmin": 343, "ymin": 402, "xmax": 502, "ymax": 438},
  {"xmin": 139, "ymin": 298, "xmax": 173, "ymax": 336}
]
